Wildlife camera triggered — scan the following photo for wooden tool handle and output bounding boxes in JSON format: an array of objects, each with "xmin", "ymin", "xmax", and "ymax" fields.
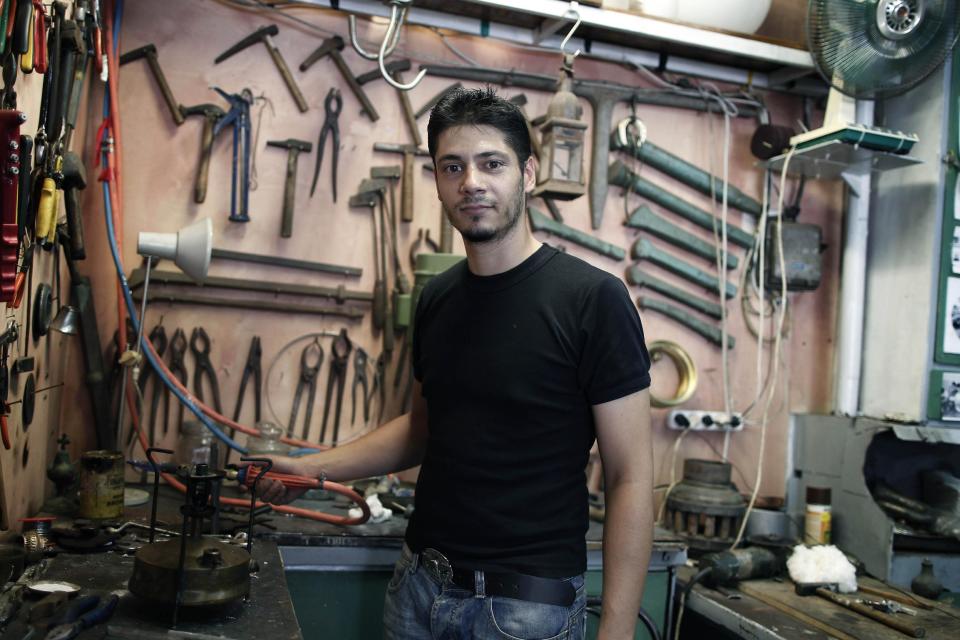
[{"xmin": 401, "ymin": 152, "xmax": 414, "ymax": 223}]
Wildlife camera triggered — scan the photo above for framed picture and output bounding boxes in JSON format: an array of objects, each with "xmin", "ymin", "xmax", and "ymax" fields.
[
  {"xmin": 941, "ymin": 277, "xmax": 960, "ymax": 356},
  {"xmin": 953, "ymin": 227, "xmax": 960, "ymax": 273},
  {"xmin": 927, "ymin": 370, "xmax": 960, "ymax": 421}
]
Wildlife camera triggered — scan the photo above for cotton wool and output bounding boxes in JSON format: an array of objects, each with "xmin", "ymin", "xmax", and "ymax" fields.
[{"xmin": 786, "ymin": 544, "xmax": 858, "ymax": 593}]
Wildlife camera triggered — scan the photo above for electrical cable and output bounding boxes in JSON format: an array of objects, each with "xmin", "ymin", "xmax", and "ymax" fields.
[
  {"xmin": 730, "ymin": 147, "xmax": 794, "ymax": 550},
  {"xmin": 655, "ymin": 428, "xmax": 690, "ymax": 524},
  {"xmin": 673, "ymin": 567, "xmax": 712, "ymax": 640}
]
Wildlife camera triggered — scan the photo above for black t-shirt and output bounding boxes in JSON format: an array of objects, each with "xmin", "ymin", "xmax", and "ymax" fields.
[{"xmin": 408, "ymin": 244, "xmax": 651, "ymax": 577}]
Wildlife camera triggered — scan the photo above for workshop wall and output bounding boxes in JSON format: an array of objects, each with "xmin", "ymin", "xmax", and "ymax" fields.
[
  {"xmin": 55, "ymin": 0, "xmax": 843, "ymax": 519},
  {"xmin": 0, "ymin": 1, "xmax": 94, "ymax": 535}
]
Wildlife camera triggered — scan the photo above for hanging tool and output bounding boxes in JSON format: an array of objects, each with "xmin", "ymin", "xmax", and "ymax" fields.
[
  {"xmin": 351, "ymin": 347, "xmax": 370, "ymax": 425},
  {"xmin": 31, "ymin": 0, "xmax": 48, "ymax": 75},
  {"xmin": 119, "ymin": 44, "xmax": 184, "ymax": 126},
  {"xmin": 527, "ymin": 206, "xmax": 626, "ymax": 261},
  {"xmin": 309, "ymin": 88, "xmax": 340, "ymax": 201},
  {"xmin": 348, "ymin": 2, "xmax": 428, "ymax": 92},
  {"xmin": 627, "ymin": 205, "xmax": 738, "ymax": 270},
  {"xmin": 611, "ymin": 118, "xmax": 763, "ymax": 216},
  {"xmin": 632, "ymin": 237, "xmax": 737, "ymax": 298},
  {"xmin": 60, "ymin": 151, "xmax": 86, "ymax": 260},
  {"xmin": 214, "ymin": 25, "xmax": 308, "ymax": 113},
  {"xmin": 408, "ymin": 228, "xmax": 439, "ymax": 270},
  {"xmin": 232, "ymin": 335, "xmax": 261, "ymax": 424},
  {"xmin": 372, "ymin": 142, "xmax": 430, "ymax": 224},
  {"xmin": 637, "ymin": 296, "xmax": 732, "ymax": 348},
  {"xmin": 371, "ymin": 165, "xmax": 408, "ymax": 291},
  {"xmin": 136, "ymin": 290, "xmax": 366, "ymax": 319},
  {"xmin": 212, "ymin": 87, "xmax": 253, "ymax": 224},
  {"xmin": 168, "ymin": 328, "xmax": 188, "ymax": 431},
  {"xmin": 625, "ymin": 266, "xmax": 723, "ymax": 320},
  {"xmin": 415, "ymin": 82, "xmax": 462, "ymax": 119},
  {"xmin": 299, "ymin": 35, "xmax": 378, "ymax": 122},
  {"xmin": 189, "ymin": 327, "xmax": 222, "ymax": 413},
  {"xmin": 321, "ymin": 328, "xmax": 351, "ymax": 445},
  {"xmin": 267, "ymin": 137, "xmax": 312, "ymax": 237},
  {"xmin": 210, "ymin": 247, "xmax": 362, "ymax": 277},
  {"xmin": 369, "ymin": 351, "xmax": 386, "ymax": 422},
  {"xmin": 128, "ymin": 324, "xmax": 168, "ymax": 448},
  {"xmin": 18, "ymin": 0, "xmax": 35, "ymax": 73},
  {"xmin": 363, "ymin": 178, "xmax": 394, "ymax": 352},
  {"xmin": 351, "ymin": 181, "xmax": 388, "ymax": 337},
  {"xmin": 0, "ymin": 110, "xmax": 25, "ymax": 303},
  {"xmin": 180, "ymin": 103, "xmax": 225, "ymax": 204},
  {"xmin": 610, "ymin": 160, "xmax": 754, "ymax": 249},
  {"xmin": 288, "ymin": 339, "xmax": 322, "ymax": 439},
  {"xmin": 16, "ymin": 134, "xmax": 32, "ymax": 251}
]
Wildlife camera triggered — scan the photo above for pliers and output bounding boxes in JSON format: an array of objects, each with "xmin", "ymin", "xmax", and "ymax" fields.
[
  {"xmin": 351, "ymin": 347, "xmax": 369, "ymax": 425},
  {"xmin": 190, "ymin": 327, "xmax": 222, "ymax": 413},
  {"xmin": 369, "ymin": 351, "xmax": 387, "ymax": 422},
  {"xmin": 310, "ymin": 87, "xmax": 341, "ymax": 201},
  {"xmin": 409, "ymin": 228, "xmax": 440, "ymax": 270},
  {"xmin": 232, "ymin": 335, "xmax": 262, "ymax": 423},
  {"xmin": 168, "ymin": 328, "xmax": 188, "ymax": 429},
  {"xmin": 45, "ymin": 593, "xmax": 120, "ymax": 640},
  {"xmin": 289, "ymin": 339, "xmax": 323, "ymax": 440},
  {"xmin": 321, "ymin": 329, "xmax": 352, "ymax": 445}
]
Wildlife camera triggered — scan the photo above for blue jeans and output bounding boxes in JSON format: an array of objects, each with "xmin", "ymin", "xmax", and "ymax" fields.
[{"xmin": 383, "ymin": 544, "xmax": 586, "ymax": 640}]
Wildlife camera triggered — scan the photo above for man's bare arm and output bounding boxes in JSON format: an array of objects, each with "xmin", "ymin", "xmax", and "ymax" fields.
[
  {"xmin": 592, "ymin": 388, "xmax": 654, "ymax": 640},
  {"xmin": 254, "ymin": 380, "xmax": 429, "ymax": 504}
]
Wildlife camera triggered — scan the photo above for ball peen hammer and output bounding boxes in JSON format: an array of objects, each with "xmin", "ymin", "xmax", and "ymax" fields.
[
  {"xmin": 119, "ymin": 44, "xmax": 184, "ymax": 126},
  {"xmin": 372, "ymin": 143, "xmax": 430, "ymax": 223},
  {"xmin": 267, "ymin": 139, "xmax": 312, "ymax": 238},
  {"xmin": 215, "ymin": 25, "xmax": 309, "ymax": 113}
]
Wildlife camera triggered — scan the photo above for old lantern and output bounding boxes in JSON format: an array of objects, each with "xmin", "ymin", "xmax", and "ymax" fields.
[{"xmin": 532, "ymin": 53, "xmax": 587, "ymax": 201}]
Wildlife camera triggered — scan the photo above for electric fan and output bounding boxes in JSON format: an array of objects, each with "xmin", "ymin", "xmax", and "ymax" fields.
[{"xmin": 791, "ymin": 0, "xmax": 960, "ymax": 154}]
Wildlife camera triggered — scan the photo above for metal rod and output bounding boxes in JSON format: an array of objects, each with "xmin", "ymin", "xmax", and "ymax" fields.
[{"xmin": 210, "ymin": 248, "xmax": 362, "ymax": 277}]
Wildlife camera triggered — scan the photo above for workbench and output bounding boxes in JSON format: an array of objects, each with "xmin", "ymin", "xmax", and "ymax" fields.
[
  {"xmin": 677, "ymin": 566, "xmax": 960, "ymax": 640},
  {"xmin": 0, "ymin": 540, "xmax": 301, "ymax": 640},
  {"xmin": 124, "ymin": 484, "xmax": 687, "ymax": 640}
]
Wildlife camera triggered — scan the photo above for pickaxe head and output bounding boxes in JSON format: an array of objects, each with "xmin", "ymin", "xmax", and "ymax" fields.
[
  {"xmin": 267, "ymin": 138, "xmax": 312, "ymax": 154},
  {"xmin": 215, "ymin": 25, "xmax": 280, "ymax": 64},
  {"xmin": 357, "ymin": 178, "xmax": 387, "ymax": 197},
  {"xmin": 119, "ymin": 43, "xmax": 157, "ymax": 65}
]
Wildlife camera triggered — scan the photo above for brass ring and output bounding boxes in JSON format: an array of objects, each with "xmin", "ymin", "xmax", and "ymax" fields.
[{"xmin": 648, "ymin": 340, "xmax": 697, "ymax": 408}]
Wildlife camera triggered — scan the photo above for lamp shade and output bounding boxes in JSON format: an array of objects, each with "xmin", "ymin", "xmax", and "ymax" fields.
[{"xmin": 137, "ymin": 218, "xmax": 213, "ymax": 282}]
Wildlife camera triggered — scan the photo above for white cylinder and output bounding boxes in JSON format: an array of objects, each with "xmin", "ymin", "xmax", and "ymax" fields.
[
  {"xmin": 137, "ymin": 231, "xmax": 178, "ymax": 260},
  {"xmin": 833, "ymin": 100, "xmax": 875, "ymax": 416}
]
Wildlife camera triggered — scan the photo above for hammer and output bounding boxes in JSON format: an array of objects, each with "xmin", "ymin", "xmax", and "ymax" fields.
[
  {"xmin": 358, "ymin": 60, "xmax": 421, "ymax": 148},
  {"xmin": 267, "ymin": 139, "xmax": 312, "ymax": 238},
  {"xmin": 372, "ymin": 143, "xmax": 430, "ymax": 223},
  {"xmin": 119, "ymin": 44, "xmax": 184, "ymax": 126},
  {"xmin": 794, "ymin": 583, "xmax": 926, "ymax": 638},
  {"xmin": 299, "ymin": 36, "xmax": 378, "ymax": 122},
  {"xmin": 181, "ymin": 104, "xmax": 226, "ymax": 204},
  {"xmin": 61, "ymin": 151, "xmax": 86, "ymax": 260},
  {"xmin": 216, "ymin": 25, "xmax": 308, "ymax": 113}
]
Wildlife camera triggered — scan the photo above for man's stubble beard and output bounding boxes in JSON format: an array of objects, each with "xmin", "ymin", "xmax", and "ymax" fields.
[{"xmin": 444, "ymin": 177, "xmax": 526, "ymax": 244}]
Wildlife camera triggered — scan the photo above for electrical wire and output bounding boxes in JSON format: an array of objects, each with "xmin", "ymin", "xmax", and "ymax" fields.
[
  {"xmin": 655, "ymin": 428, "xmax": 690, "ymax": 524},
  {"xmin": 730, "ymin": 146, "xmax": 794, "ymax": 550}
]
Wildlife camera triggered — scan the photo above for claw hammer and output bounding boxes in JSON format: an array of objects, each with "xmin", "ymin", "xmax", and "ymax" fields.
[{"xmin": 267, "ymin": 139, "xmax": 312, "ymax": 238}]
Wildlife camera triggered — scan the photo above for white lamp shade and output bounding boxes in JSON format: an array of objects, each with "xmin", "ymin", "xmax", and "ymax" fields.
[{"xmin": 137, "ymin": 218, "xmax": 213, "ymax": 282}]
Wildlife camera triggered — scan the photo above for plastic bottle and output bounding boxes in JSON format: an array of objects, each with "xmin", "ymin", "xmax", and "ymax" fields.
[{"xmin": 804, "ymin": 486, "xmax": 832, "ymax": 545}]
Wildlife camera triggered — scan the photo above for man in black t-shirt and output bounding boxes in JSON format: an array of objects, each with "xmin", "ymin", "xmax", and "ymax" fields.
[{"xmin": 255, "ymin": 88, "xmax": 653, "ymax": 640}]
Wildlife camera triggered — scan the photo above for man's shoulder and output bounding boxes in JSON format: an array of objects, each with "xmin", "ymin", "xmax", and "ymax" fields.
[{"xmin": 543, "ymin": 248, "xmax": 623, "ymax": 293}]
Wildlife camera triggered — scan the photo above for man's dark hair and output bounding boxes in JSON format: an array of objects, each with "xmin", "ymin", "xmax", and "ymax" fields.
[{"xmin": 427, "ymin": 86, "xmax": 532, "ymax": 166}]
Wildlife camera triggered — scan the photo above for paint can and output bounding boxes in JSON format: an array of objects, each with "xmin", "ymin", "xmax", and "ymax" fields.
[{"xmin": 78, "ymin": 450, "xmax": 124, "ymax": 519}]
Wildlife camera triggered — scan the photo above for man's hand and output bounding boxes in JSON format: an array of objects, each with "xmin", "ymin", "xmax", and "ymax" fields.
[{"xmin": 239, "ymin": 455, "xmax": 320, "ymax": 505}]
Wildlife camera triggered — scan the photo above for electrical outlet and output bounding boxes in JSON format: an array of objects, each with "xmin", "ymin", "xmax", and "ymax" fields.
[{"xmin": 667, "ymin": 410, "xmax": 744, "ymax": 432}]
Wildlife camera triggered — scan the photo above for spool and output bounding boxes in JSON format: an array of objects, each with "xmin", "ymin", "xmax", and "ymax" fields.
[{"xmin": 78, "ymin": 450, "xmax": 124, "ymax": 520}]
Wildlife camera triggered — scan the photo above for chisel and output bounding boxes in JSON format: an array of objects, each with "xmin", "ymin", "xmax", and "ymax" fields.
[
  {"xmin": 637, "ymin": 296, "xmax": 733, "ymax": 349},
  {"xmin": 632, "ymin": 238, "xmax": 736, "ymax": 299},
  {"xmin": 626, "ymin": 204, "xmax": 738, "ymax": 270},
  {"xmin": 625, "ymin": 266, "xmax": 722, "ymax": 320}
]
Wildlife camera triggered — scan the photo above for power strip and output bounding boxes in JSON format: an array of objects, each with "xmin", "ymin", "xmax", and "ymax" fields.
[{"xmin": 667, "ymin": 410, "xmax": 744, "ymax": 432}]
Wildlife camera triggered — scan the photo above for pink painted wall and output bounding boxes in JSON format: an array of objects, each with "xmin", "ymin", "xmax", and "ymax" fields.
[{"xmin": 54, "ymin": 0, "xmax": 842, "ymax": 515}]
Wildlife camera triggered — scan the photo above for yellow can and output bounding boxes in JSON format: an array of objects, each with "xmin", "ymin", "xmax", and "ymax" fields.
[{"xmin": 78, "ymin": 450, "xmax": 124, "ymax": 520}]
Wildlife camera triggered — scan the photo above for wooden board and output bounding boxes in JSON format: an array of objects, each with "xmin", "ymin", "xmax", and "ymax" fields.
[{"xmin": 737, "ymin": 576, "xmax": 960, "ymax": 640}]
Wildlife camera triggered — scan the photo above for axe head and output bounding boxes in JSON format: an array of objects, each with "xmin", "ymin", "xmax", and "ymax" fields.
[
  {"xmin": 215, "ymin": 25, "xmax": 280, "ymax": 64},
  {"xmin": 119, "ymin": 43, "xmax": 158, "ymax": 65}
]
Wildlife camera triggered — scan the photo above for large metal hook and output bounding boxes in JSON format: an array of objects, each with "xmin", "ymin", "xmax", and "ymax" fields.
[
  {"xmin": 560, "ymin": 1, "xmax": 583, "ymax": 59},
  {"xmin": 347, "ymin": 1, "xmax": 427, "ymax": 91}
]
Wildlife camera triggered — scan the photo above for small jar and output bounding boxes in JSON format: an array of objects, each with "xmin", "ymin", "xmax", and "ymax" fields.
[
  {"xmin": 246, "ymin": 422, "xmax": 290, "ymax": 456},
  {"xmin": 176, "ymin": 421, "xmax": 223, "ymax": 468},
  {"xmin": 804, "ymin": 486, "xmax": 832, "ymax": 545}
]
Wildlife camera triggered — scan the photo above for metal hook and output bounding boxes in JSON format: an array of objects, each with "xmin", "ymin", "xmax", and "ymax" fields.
[
  {"xmin": 560, "ymin": 1, "xmax": 582, "ymax": 59},
  {"xmin": 347, "ymin": 1, "xmax": 426, "ymax": 91},
  {"xmin": 348, "ymin": 8, "xmax": 403, "ymax": 61}
]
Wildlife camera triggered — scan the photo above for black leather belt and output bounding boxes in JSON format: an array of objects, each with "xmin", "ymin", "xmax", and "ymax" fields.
[{"xmin": 419, "ymin": 548, "xmax": 576, "ymax": 607}]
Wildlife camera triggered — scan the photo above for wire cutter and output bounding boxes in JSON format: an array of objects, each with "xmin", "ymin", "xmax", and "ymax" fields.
[
  {"xmin": 321, "ymin": 328, "xmax": 352, "ymax": 445},
  {"xmin": 289, "ymin": 339, "xmax": 323, "ymax": 440},
  {"xmin": 351, "ymin": 347, "xmax": 369, "ymax": 425},
  {"xmin": 310, "ymin": 87, "xmax": 342, "ymax": 201},
  {"xmin": 233, "ymin": 335, "xmax": 262, "ymax": 423},
  {"xmin": 190, "ymin": 327, "xmax": 222, "ymax": 414}
]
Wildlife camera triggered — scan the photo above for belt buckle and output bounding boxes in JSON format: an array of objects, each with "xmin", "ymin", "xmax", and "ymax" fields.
[{"xmin": 421, "ymin": 548, "xmax": 452, "ymax": 584}]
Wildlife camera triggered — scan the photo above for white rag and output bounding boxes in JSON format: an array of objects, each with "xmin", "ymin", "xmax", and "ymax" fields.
[
  {"xmin": 786, "ymin": 544, "xmax": 858, "ymax": 593},
  {"xmin": 349, "ymin": 493, "xmax": 393, "ymax": 523}
]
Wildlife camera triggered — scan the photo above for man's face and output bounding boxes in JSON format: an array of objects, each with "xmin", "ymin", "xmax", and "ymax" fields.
[{"xmin": 433, "ymin": 124, "xmax": 536, "ymax": 244}]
